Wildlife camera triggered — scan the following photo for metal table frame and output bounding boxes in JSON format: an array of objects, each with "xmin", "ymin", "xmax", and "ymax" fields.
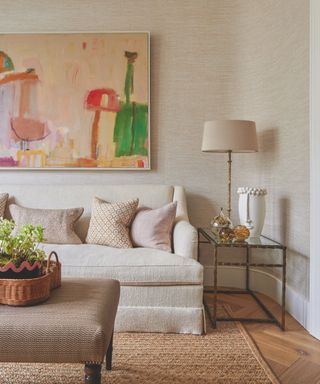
[{"xmin": 198, "ymin": 228, "xmax": 287, "ymax": 330}]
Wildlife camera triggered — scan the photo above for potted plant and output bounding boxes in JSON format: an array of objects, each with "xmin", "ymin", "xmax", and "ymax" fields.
[{"xmin": 0, "ymin": 218, "xmax": 46, "ymax": 279}]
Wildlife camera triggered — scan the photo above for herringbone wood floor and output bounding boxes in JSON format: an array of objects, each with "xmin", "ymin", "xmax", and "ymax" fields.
[{"xmin": 205, "ymin": 291, "xmax": 320, "ymax": 384}]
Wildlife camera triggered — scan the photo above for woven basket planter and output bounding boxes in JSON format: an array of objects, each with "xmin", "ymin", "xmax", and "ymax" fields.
[
  {"xmin": 0, "ymin": 260, "xmax": 42, "ymax": 279},
  {"xmin": 0, "ymin": 251, "xmax": 61, "ymax": 306}
]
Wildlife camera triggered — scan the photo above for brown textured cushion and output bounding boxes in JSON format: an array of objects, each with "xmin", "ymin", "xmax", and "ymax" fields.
[
  {"xmin": 86, "ymin": 197, "xmax": 139, "ymax": 248},
  {"xmin": 0, "ymin": 278, "xmax": 120, "ymax": 364},
  {"xmin": 0, "ymin": 193, "xmax": 8, "ymax": 217},
  {"xmin": 131, "ymin": 202, "xmax": 177, "ymax": 252},
  {"xmin": 9, "ymin": 204, "xmax": 84, "ymax": 244}
]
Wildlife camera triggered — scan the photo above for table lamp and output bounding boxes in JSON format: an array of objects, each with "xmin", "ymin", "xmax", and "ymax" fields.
[{"xmin": 201, "ymin": 120, "xmax": 258, "ymax": 219}]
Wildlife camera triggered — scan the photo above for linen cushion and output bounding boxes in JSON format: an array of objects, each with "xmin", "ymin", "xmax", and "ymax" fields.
[
  {"xmin": 0, "ymin": 193, "xmax": 8, "ymax": 217},
  {"xmin": 131, "ymin": 202, "xmax": 177, "ymax": 252},
  {"xmin": 41, "ymin": 243, "xmax": 203, "ymax": 285},
  {"xmin": 86, "ymin": 197, "xmax": 139, "ymax": 248},
  {"xmin": 9, "ymin": 204, "xmax": 84, "ymax": 244}
]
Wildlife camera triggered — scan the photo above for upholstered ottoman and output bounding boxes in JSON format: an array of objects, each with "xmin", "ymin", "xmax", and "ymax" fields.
[{"xmin": 0, "ymin": 278, "xmax": 120, "ymax": 384}]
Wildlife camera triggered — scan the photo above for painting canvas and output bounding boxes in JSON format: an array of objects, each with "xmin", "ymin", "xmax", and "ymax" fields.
[{"xmin": 0, "ymin": 32, "xmax": 150, "ymax": 169}]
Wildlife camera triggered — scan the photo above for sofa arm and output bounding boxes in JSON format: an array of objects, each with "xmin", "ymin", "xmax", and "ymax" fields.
[{"xmin": 173, "ymin": 220, "xmax": 198, "ymax": 260}]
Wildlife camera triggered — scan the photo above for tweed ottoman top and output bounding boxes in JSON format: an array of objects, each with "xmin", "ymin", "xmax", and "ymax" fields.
[{"xmin": 0, "ymin": 278, "xmax": 120, "ymax": 364}]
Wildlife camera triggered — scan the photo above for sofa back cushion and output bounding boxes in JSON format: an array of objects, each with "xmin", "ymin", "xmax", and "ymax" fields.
[
  {"xmin": 86, "ymin": 197, "xmax": 139, "ymax": 248},
  {"xmin": 131, "ymin": 202, "xmax": 177, "ymax": 252},
  {"xmin": 9, "ymin": 204, "xmax": 84, "ymax": 244},
  {"xmin": 1, "ymin": 185, "xmax": 174, "ymax": 242}
]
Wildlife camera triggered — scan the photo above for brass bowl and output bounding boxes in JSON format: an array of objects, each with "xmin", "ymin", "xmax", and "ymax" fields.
[{"xmin": 234, "ymin": 225, "xmax": 250, "ymax": 241}]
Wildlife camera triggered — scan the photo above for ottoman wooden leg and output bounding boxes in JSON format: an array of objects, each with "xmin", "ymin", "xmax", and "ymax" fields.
[
  {"xmin": 84, "ymin": 363, "xmax": 101, "ymax": 384},
  {"xmin": 106, "ymin": 331, "xmax": 113, "ymax": 371}
]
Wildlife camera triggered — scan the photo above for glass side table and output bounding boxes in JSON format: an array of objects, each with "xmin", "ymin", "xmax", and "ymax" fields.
[{"xmin": 198, "ymin": 227, "xmax": 287, "ymax": 330}]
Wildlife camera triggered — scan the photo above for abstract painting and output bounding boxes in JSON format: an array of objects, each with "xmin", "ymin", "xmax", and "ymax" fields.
[{"xmin": 0, "ymin": 32, "xmax": 150, "ymax": 169}]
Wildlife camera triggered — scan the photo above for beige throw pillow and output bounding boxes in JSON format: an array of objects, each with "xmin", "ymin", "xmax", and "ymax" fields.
[
  {"xmin": 86, "ymin": 197, "xmax": 139, "ymax": 248},
  {"xmin": 0, "ymin": 193, "xmax": 9, "ymax": 218},
  {"xmin": 9, "ymin": 204, "xmax": 84, "ymax": 244}
]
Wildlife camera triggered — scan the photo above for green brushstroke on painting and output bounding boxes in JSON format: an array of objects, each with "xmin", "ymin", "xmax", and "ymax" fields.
[
  {"xmin": 113, "ymin": 51, "xmax": 148, "ymax": 157},
  {"xmin": 132, "ymin": 103, "xmax": 148, "ymax": 156},
  {"xmin": 125, "ymin": 63, "xmax": 133, "ymax": 104},
  {"xmin": 114, "ymin": 102, "xmax": 148, "ymax": 157},
  {"xmin": 114, "ymin": 102, "xmax": 133, "ymax": 156}
]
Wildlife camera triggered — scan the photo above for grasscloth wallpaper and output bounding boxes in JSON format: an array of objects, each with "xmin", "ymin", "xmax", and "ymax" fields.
[{"xmin": 0, "ymin": 1, "xmax": 309, "ymax": 302}]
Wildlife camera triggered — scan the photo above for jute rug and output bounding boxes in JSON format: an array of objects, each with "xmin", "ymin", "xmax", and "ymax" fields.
[{"xmin": 0, "ymin": 308, "xmax": 279, "ymax": 384}]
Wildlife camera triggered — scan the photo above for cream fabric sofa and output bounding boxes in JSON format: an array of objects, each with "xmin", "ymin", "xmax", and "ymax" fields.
[{"xmin": 2, "ymin": 184, "xmax": 204, "ymax": 335}]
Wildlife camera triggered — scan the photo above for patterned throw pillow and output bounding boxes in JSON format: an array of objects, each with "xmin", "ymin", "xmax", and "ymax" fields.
[
  {"xmin": 9, "ymin": 204, "xmax": 84, "ymax": 244},
  {"xmin": 86, "ymin": 197, "xmax": 139, "ymax": 248},
  {"xmin": 0, "ymin": 193, "xmax": 9, "ymax": 218}
]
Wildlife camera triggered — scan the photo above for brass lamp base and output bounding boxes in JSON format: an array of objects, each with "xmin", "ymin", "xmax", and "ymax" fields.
[{"xmin": 227, "ymin": 150, "xmax": 232, "ymax": 219}]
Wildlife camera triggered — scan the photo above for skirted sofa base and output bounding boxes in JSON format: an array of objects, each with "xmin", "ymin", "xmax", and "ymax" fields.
[
  {"xmin": 116, "ymin": 306, "xmax": 204, "ymax": 334},
  {"xmin": 42, "ymin": 243, "xmax": 205, "ymax": 335}
]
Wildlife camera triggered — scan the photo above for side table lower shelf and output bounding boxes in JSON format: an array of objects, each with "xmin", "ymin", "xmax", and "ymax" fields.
[{"xmin": 204, "ymin": 288, "xmax": 285, "ymax": 330}]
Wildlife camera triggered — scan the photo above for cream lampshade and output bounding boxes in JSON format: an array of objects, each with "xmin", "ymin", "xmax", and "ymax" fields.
[{"xmin": 201, "ymin": 120, "xmax": 258, "ymax": 218}]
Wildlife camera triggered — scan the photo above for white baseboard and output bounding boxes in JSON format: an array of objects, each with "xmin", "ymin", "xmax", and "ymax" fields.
[{"xmin": 204, "ymin": 266, "xmax": 309, "ymax": 328}]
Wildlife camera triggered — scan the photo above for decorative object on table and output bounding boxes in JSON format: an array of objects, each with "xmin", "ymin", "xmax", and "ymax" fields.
[
  {"xmin": 0, "ymin": 219, "xmax": 46, "ymax": 279},
  {"xmin": 237, "ymin": 187, "xmax": 267, "ymax": 238},
  {"xmin": 0, "ymin": 219, "xmax": 61, "ymax": 306},
  {"xmin": 0, "ymin": 32, "xmax": 150, "ymax": 170},
  {"xmin": 47, "ymin": 251, "xmax": 61, "ymax": 291},
  {"xmin": 210, "ymin": 207, "xmax": 232, "ymax": 235},
  {"xmin": 218, "ymin": 227, "xmax": 235, "ymax": 242},
  {"xmin": 233, "ymin": 225, "xmax": 250, "ymax": 242},
  {"xmin": 201, "ymin": 120, "xmax": 258, "ymax": 219},
  {"xmin": 0, "ymin": 251, "xmax": 61, "ymax": 306}
]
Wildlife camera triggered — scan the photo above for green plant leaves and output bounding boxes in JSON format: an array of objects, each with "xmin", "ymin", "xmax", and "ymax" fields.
[{"xmin": 0, "ymin": 219, "xmax": 46, "ymax": 268}]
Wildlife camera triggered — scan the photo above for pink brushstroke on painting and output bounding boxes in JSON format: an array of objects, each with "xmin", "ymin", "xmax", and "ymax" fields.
[
  {"xmin": 0, "ymin": 157, "xmax": 18, "ymax": 166},
  {"xmin": 11, "ymin": 118, "xmax": 49, "ymax": 142}
]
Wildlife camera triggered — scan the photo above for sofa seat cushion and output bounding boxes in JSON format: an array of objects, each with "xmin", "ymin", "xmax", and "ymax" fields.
[{"xmin": 42, "ymin": 244, "xmax": 203, "ymax": 285}]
